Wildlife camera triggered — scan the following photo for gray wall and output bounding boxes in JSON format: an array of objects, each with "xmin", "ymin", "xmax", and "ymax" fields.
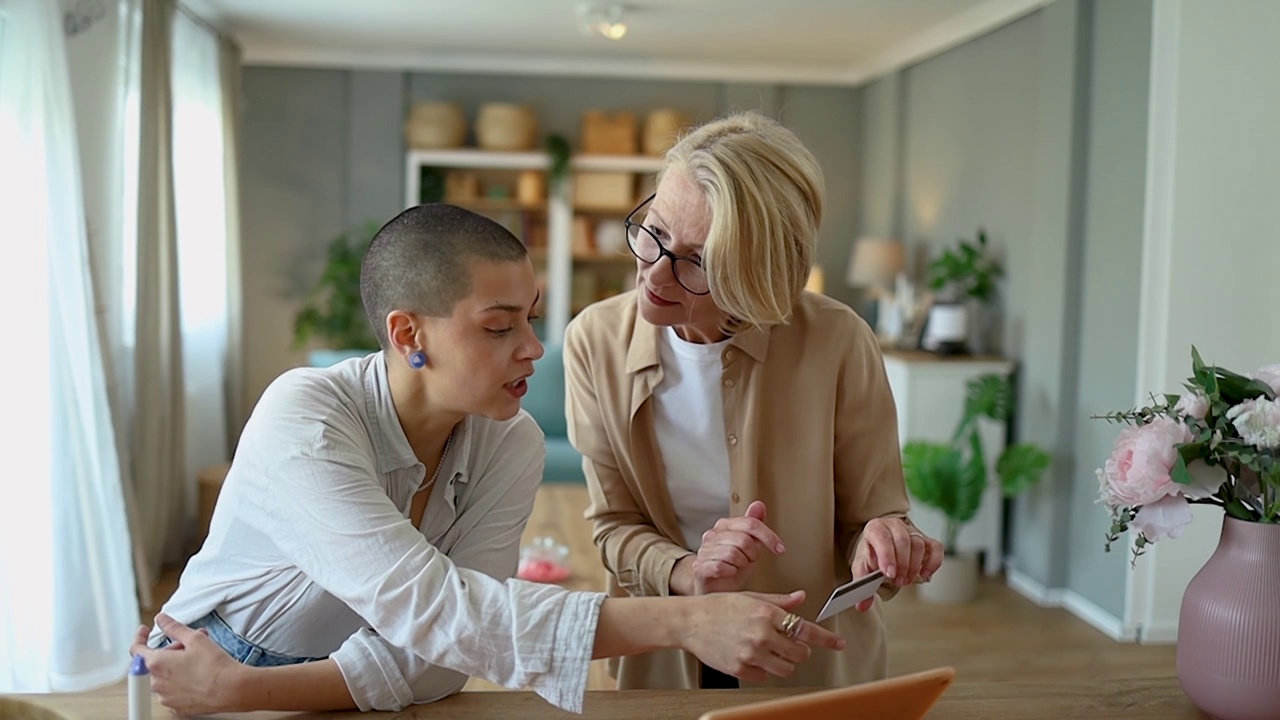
[
  {"xmin": 778, "ymin": 85, "xmax": 863, "ymax": 310},
  {"xmin": 239, "ymin": 69, "xmax": 859, "ymax": 414},
  {"xmin": 1006, "ymin": 0, "xmax": 1089, "ymax": 598},
  {"xmin": 858, "ymin": 74, "xmax": 901, "ymax": 241},
  {"xmin": 241, "ymin": 68, "xmax": 351, "ymax": 415},
  {"xmin": 858, "ymin": 0, "xmax": 1152, "ymax": 599},
  {"xmin": 1067, "ymin": 0, "xmax": 1152, "ymax": 619}
]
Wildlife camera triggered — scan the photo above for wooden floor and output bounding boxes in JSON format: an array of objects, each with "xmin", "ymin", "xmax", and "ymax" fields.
[{"xmin": 147, "ymin": 484, "xmax": 1176, "ymax": 693}]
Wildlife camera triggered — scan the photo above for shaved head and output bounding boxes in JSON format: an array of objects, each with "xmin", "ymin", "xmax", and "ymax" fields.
[{"xmin": 360, "ymin": 204, "xmax": 528, "ymax": 348}]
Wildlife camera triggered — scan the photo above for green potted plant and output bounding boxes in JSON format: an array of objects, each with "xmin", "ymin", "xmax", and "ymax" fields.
[
  {"xmin": 293, "ymin": 222, "xmax": 381, "ymax": 367},
  {"xmin": 546, "ymin": 133, "xmax": 572, "ymax": 191},
  {"xmin": 902, "ymin": 373, "xmax": 1051, "ymax": 603},
  {"xmin": 923, "ymin": 228, "xmax": 1004, "ymax": 355}
]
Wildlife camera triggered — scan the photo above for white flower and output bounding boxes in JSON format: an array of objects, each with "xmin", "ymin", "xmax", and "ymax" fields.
[
  {"xmin": 1249, "ymin": 363, "xmax": 1280, "ymax": 395},
  {"xmin": 1174, "ymin": 391, "xmax": 1209, "ymax": 421},
  {"xmin": 1226, "ymin": 397, "xmax": 1280, "ymax": 449},
  {"xmin": 1130, "ymin": 495, "xmax": 1194, "ymax": 542}
]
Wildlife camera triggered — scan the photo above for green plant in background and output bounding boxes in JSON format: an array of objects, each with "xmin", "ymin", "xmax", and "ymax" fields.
[
  {"xmin": 928, "ymin": 228, "xmax": 1004, "ymax": 303},
  {"xmin": 546, "ymin": 133, "xmax": 572, "ymax": 189},
  {"xmin": 293, "ymin": 222, "xmax": 381, "ymax": 351},
  {"xmin": 902, "ymin": 374, "xmax": 1052, "ymax": 554}
]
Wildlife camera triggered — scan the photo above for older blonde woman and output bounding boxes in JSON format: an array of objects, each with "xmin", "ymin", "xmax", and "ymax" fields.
[{"xmin": 564, "ymin": 112, "xmax": 944, "ymax": 691}]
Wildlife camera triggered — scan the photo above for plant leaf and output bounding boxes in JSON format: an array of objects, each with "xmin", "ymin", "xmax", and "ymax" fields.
[
  {"xmin": 953, "ymin": 431, "xmax": 987, "ymax": 525},
  {"xmin": 1216, "ymin": 369, "xmax": 1276, "ymax": 403},
  {"xmin": 997, "ymin": 443, "xmax": 1052, "ymax": 496},
  {"xmin": 1171, "ymin": 454, "xmax": 1193, "ymax": 486},
  {"xmin": 903, "ymin": 441, "xmax": 966, "ymax": 519}
]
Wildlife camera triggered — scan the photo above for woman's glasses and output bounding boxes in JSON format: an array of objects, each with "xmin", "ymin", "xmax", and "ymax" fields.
[{"xmin": 623, "ymin": 193, "xmax": 710, "ymax": 296}]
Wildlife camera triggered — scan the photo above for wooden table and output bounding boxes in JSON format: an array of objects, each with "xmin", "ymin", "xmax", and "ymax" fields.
[{"xmin": 6, "ymin": 677, "xmax": 1205, "ymax": 719}]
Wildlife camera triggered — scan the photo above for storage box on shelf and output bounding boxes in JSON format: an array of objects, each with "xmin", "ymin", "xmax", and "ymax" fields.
[{"xmin": 405, "ymin": 148, "xmax": 661, "ymax": 345}]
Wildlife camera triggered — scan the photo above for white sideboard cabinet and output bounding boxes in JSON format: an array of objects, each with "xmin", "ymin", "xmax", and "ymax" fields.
[{"xmin": 882, "ymin": 350, "xmax": 1015, "ymax": 576}]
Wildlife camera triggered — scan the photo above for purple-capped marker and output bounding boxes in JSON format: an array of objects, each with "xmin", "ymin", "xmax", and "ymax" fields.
[{"xmin": 128, "ymin": 654, "xmax": 150, "ymax": 720}]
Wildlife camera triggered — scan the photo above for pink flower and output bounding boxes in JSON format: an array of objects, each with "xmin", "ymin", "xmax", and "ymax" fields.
[
  {"xmin": 1250, "ymin": 363, "xmax": 1280, "ymax": 394},
  {"xmin": 1100, "ymin": 417, "xmax": 1192, "ymax": 507},
  {"xmin": 1130, "ymin": 495, "xmax": 1194, "ymax": 542},
  {"xmin": 1174, "ymin": 391, "xmax": 1209, "ymax": 421},
  {"xmin": 1183, "ymin": 459, "xmax": 1228, "ymax": 499}
]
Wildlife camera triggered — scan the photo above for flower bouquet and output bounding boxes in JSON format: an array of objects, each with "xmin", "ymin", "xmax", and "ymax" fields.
[
  {"xmin": 1093, "ymin": 347, "xmax": 1280, "ymax": 720},
  {"xmin": 1095, "ymin": 347, "xmax": 1279, "ymax": 561}
]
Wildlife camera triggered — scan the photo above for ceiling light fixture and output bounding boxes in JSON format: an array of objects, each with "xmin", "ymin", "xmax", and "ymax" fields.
[{"xmin": 578, "ymin": 3, "xmax": 628, "ymax": 41}]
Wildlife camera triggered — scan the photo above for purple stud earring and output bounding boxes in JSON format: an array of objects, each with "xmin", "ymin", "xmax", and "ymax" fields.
[{"xmin": 408, "ymin": 350, "xmax": 427, "ymax": 369}]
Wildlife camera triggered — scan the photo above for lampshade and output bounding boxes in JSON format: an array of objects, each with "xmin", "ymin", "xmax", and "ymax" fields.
[
  {"xmin": 805, "ymin": 265, "xmax": 825, "ymax": 294},
  {"xmin": 846, "ymin": 236, "xmax": 905, "ymax": 288}
]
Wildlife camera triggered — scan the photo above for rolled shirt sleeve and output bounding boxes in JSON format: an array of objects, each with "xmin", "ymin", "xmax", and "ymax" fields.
[{"xmin": 240, "ymin": 378, "xmax": 605, "ymax": 713}]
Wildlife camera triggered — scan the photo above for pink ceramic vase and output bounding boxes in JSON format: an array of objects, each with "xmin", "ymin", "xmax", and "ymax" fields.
[{"xmin": 1177, "ymin": 514, "xmax": 1280, "ymax": 720}]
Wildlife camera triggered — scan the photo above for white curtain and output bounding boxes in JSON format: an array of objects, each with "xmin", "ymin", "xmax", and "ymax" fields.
[
  {"xmin": 0, "ymin": 0, "xmax": 140, "ymax": 693},
  {"xmin": 220, "ymin": 32, "xmax": 246, "ymax": 449},
  {"xmin": 171, "ymin": 6, "xmax": 231, "ymax": 525},
  {"xmin": 131, "ymin": 0, "xmax": 187, "ymax": 577}
]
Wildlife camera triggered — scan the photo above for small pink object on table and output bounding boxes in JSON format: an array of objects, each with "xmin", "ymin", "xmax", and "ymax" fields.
[{"xmin": 516, "ymin": 537, "xmax": 572, "ymax": 583}]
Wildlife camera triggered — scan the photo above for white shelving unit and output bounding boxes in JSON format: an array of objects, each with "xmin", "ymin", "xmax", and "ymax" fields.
[
  {"xmin": 882, "ymin": 350, "xmax": 1016, "ymax": 576},
  {"xmin": 405, "ymin": 149, "xmax": 663, "ymax": 345}
]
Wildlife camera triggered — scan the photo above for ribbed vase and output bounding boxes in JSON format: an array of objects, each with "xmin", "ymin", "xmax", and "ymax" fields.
[{"xmin": 1177, "ymin": 514, "xmax": 1280, "ymax": 720}]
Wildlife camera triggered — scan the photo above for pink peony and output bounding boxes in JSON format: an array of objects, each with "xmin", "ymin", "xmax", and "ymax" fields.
[
  {"xmin": 1183, "ymin": 459, "xmax": 1228, "ymax": 499},
  {"xmin": 1130, "ymin": 495, "xmax": 1194, "ymax": 542},
  {"xmin": 1100, "ymin": 417, "xmax": 1192, "ymax": 507},
  {"xmin": 1174, "ymin": 391, "xmax": 1209, "ymax": 421},
  {"xmin": 1249, "ymin": 363, "xmax": 1280, "ymax": 394}
]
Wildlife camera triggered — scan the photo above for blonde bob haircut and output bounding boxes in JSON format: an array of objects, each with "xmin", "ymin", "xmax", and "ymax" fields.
[{"xmin": 660, "ymin": 111, "xmax": 824, "ymax": 332}]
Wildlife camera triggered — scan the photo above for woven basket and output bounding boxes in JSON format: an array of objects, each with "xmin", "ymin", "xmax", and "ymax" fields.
[
  {"xmin": 404, "ymin": 102, "xmax": 467, "ymax": 149},
  {"xmin": 643, "ymin": 109, "xmax": 689, "ymax": 156},
  {"xmin": 475, "ymin": 103, "xmax": 538, "ymax": 151}
]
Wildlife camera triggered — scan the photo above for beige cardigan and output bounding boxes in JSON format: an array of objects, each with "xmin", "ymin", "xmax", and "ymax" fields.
[{"xmin": 564, "ymin": 290, "xmax": 916, "ymax": 690}]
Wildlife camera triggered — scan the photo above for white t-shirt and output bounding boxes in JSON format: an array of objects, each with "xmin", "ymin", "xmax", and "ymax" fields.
[{"xmin": 652, "ymin": 326, "xmax": 732, "ymax": 550}]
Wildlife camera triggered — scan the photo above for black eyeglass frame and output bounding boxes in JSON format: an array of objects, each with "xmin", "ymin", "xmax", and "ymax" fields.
[{"xmin": 622, "ymin": 193, "xmax": 711, "ymax": 296}]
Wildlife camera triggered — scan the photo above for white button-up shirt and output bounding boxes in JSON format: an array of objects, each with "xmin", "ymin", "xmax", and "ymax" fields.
[{"xmin": 151, "ymin": 353, "xmax": 605, "ymax": 712}]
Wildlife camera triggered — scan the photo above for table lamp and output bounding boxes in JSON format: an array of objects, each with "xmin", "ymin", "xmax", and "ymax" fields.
[
  {"xmin": 846, "ymin": 237, "xmax": 907, "ymax": 341},
  {"xmin": 805, "ymin": 265, "xmax": 825, "ymax": 294}
]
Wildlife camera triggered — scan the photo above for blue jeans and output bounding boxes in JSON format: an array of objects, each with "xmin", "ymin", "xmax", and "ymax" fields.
[{"xmin": 156, "ymin": 611, "xmax": 327, "ymax": 667}]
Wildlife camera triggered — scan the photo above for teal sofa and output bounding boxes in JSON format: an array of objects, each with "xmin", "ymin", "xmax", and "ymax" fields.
[{"xmin": 523, "ymin": 344, "xmax": 587, "ymax": 484}]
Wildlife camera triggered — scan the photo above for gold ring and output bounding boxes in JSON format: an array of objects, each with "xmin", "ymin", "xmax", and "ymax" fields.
[{"xmin": 778, "ymin": 612, "xmax": 802, "ymax": 640}]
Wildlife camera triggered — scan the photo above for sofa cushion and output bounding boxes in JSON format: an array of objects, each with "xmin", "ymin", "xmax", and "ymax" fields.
[
  {"xmin": 525, "ymin": 343, "xmax": 568, "ymax": 438},
  {"xmin": 543, "ymin": 438, "xmax": 586, "ymax": 484}
]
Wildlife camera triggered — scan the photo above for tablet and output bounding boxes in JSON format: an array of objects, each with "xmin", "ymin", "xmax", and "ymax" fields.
[{"xmin": 696, "ymin": 667, "xmax": 956, "ymax": 720}]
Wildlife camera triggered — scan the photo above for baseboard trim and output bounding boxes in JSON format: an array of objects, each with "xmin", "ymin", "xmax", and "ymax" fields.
[
  {"xmin": 1005, "ymin": 567, "xmax": 1064, "ymax": 606},
  {"xmin": 1005, "ymin": 567, "xmax": 1136, "ymax": 642},
  {"xmin": 1138, "ymin": 623, "xmax": 1178, "ymax": 644},
  {"xmin": 1061, "ymin": 590, "xmax": 1134, "ymax": 641}
]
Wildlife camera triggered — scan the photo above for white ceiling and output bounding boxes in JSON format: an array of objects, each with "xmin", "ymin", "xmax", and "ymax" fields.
[{"xmin": 192, "ymin": 0, "xmax": 1051, "ymax": 86}]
